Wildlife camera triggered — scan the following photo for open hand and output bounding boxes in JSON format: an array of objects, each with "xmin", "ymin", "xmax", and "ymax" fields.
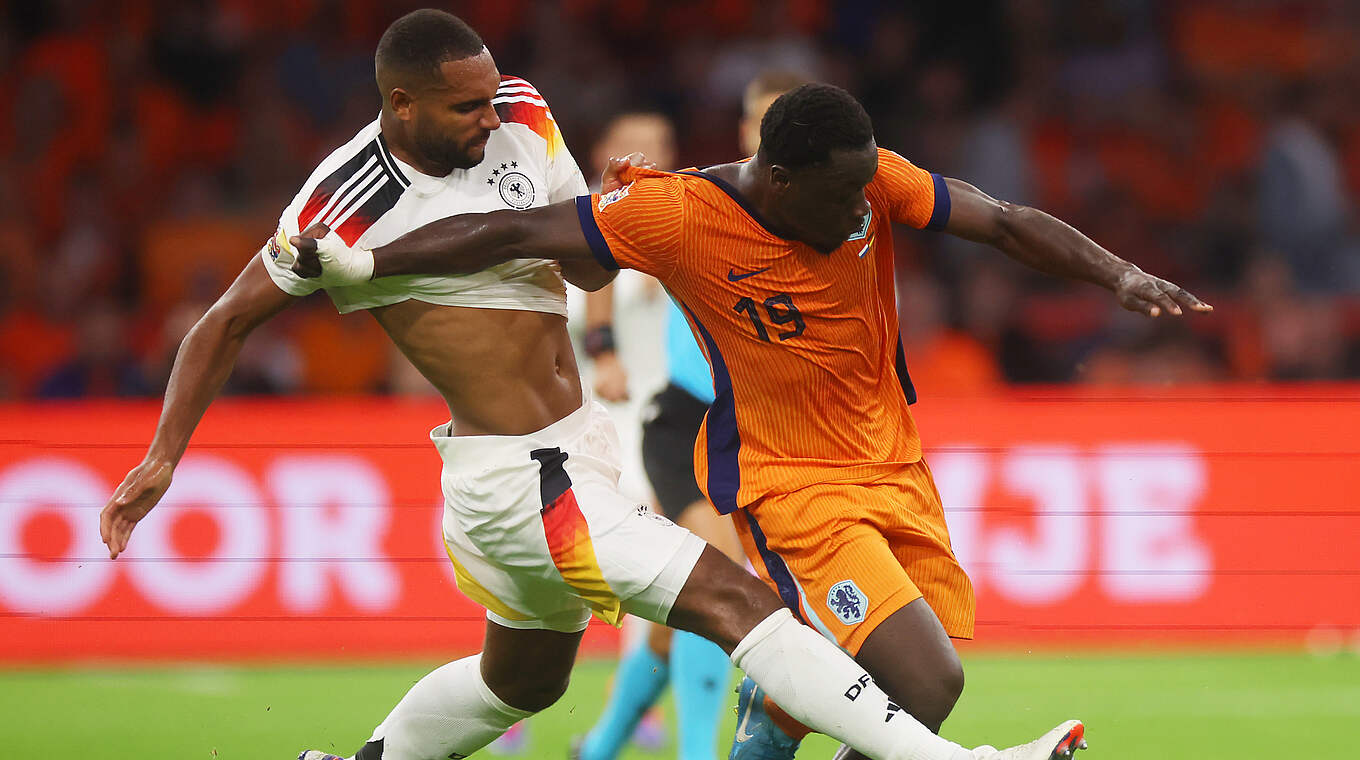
[
  {"xmin": 601, "ymin": 152, "xmax": 656, "ymax": 194},
  {"xmin": 1114, "ymin": 269, "xmax": 1213, "ymax": 318},
  {"xmin": 100, "ymin": 458, "xmax": 174, "ymax": 559}
]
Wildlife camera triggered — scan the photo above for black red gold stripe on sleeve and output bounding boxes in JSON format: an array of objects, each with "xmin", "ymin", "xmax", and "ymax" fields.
[{"xmin": 297, "ymin": 138, "xmax": 408, "ymax": 244}]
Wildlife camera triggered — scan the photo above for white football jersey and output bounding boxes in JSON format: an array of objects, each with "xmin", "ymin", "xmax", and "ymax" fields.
[{"xmin": 261, "ymin": 76, "xmax": 588, "ymax": 316}]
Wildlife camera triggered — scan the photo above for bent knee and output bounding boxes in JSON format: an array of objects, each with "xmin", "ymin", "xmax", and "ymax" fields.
[
  {"xmin": 939, "ymin": 656, "xmax": 965, "ymax": 705},
  {"xmin": 688, "ymin": 577, "xmax": 778, "ymax": 651},
  {"xmin": 523, "ymin": 677, "xmax": 571, "ymax": 712},
  {"xmin": 486, "ymin": 671, "xmax": 570, "ymax": 714},
  {"xmin": 668, "ymin": 548, "xmax": 781, "ymax": 652}
]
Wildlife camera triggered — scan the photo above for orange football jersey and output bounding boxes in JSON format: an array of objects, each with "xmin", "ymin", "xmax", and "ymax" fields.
[{"xmin": 575, "ymin": 148, "xmax": 951, "ymax": 513}]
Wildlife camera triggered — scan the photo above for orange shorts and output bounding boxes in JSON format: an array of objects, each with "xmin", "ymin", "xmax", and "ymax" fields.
[{"xmin": 733, "ymin": 458, "xmax": 974, "ymax": 654}]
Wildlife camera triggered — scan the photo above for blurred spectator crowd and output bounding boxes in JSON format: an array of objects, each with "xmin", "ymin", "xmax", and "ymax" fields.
[{"xmin": 1, "ymin": 0, "xmax": 1358, "ymax": 399}]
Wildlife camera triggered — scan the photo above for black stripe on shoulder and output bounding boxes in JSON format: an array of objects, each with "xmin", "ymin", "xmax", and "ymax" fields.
[
  {"xmin": 332, "ymin": 169, "xmax": 407, "ymax": 244},
  {"xmin": 376, "ymin": 134, "xmax": 410, "ymax": 187},
  {"xmin": 298, "ymin": 143, "xmax": 384, "ymax": 231}
]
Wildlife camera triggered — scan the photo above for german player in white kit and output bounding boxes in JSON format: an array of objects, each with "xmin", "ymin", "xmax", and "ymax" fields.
[{"xmin": 99, "ymin": 10, "xmax": 1084, "ymax": 760}]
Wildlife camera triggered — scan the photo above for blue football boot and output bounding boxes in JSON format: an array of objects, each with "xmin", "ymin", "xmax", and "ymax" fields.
[{"xmin": 729, "ymin": 676, "xmax": 801, "ymax": 760}]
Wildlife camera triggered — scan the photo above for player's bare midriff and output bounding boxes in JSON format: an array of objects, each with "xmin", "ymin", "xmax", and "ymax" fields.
[{"xmin": 369, "ymin": 298, "xmax": 583, "ymax": 437}]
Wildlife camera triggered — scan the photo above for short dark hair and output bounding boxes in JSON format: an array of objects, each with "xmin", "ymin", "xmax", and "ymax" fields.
[
  {"xmin": 757, "ymin": 84, "xmax": 874, "ymax": 169},
  {"xmin": 375, "ymin": 9, "xmax": 484, "ymax": 87}
]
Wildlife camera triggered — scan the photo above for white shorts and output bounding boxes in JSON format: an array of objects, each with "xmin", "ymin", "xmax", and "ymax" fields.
[{"xmin": 433, "ymin": 394, "xmax": 708, "ymax": 633}]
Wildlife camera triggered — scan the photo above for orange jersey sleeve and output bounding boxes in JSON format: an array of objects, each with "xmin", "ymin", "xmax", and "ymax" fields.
[
  {"xmin": 868, "ymin": 148, "xmax": 951, "ymax": 230},
  {"xmin": 574, "ymin": 166, "xmax": 687, "ymax": 279}
]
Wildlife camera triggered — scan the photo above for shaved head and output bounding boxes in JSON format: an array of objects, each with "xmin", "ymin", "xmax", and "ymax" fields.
[
  {"xmin": 375, "ymin": 11, "xmax": 502, "ymax": 175},
  {"xmin": 375, "ymin": 9, "xmax": 485, "ymax": 97}
]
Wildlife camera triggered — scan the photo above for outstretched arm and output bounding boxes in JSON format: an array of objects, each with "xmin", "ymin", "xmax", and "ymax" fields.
[
  {"xmin": 100, "ymin": 254, "xmax": 298, "ymax": 558},
  {"xmin": 289, "ymin": 196, "xmax": 607, "ymax": 286},
  {"xmin": 943, "ymin": 178, "xmax": 1211, "ymax": 317},
  {"xmin": 289, "ymin": 156, "xmax": 654, "ymax": 289},
  {"xmin": 394, "ymin": 200, "xmax": 597, "ymax": 276}
]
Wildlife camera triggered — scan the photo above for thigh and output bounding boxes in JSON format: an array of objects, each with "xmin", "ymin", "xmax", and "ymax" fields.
[
  {"xmin": 441, "ymin": 399, "xmax": 714, "ymax": 633},
  {"xmin": 441, "ymin": 449, "xmax": 595, "ymax": 634},
  {"xmin": 853, "ymin": 597, "xmax": 963, "ymax": 732},
  {"xmin": 441, "ymin": 412, "xmax": 695, "ymax": 632},
  {"xmin": 734, "ymin": 485, "xmax": 923, "ymax": 655}
]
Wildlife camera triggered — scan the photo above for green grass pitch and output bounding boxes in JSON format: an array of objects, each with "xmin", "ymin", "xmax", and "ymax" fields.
[{"xmin": 3, "ymin": 651, "xmax": 1357, "ymax": 759}]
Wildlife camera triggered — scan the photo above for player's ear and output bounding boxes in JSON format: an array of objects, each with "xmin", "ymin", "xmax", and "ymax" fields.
[
  {"xmin": 769, "ymin": 164, "xmax": 793, "ymax": 195},
  {"xmin": 389, "ymin": 87, "xmax": 415, "ymax": 120}
]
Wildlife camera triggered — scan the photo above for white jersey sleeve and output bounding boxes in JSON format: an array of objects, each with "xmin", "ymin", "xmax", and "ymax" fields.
[
  {"xmin": 258, "ymin": 120, "xmax": 399, "ymax": 298},
  {"xmin": 259, "ymin": 226, "xmax": 321, "ymax": 297},
  {"xmin": 548, "ymin": 137, "xmax": 589, "ymax": 203},
  {"xmin": 493, "ymin": 76, "xmax": 587, "ymax": 203}
]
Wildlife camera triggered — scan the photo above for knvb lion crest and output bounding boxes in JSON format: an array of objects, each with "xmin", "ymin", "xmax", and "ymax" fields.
[{"xmin": 827, "ymin": 580, "xmax": 867, "ymax": 625}]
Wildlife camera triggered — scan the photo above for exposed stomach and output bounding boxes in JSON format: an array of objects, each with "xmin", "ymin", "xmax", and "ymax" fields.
[{"xmin": 369, "ymin": 299, "xmax": 583, "ymax": 436}]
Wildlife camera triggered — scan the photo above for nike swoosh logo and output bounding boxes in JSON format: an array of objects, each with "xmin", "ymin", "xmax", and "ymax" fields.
[
  {"xmin": 727, "ymin": 266, "xmax": 771, "ymax": 281},
  {"xmin": 734, "ymin": 699, "xmax": 756, "ymax": 742}
]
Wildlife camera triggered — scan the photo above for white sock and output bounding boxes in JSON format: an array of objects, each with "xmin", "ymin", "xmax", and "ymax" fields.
[
  {"xmin": 367, "ymin": 655, "xmax": 532, "ymax": 760},
  {"xmin": 731, "ymin": 609, "xmax": 973, "ymax": 760}
]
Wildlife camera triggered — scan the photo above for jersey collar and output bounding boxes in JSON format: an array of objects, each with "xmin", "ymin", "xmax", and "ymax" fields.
[
  {"xmin": 675, "ymin": 168, "xmax": 786, "ymax": 240},
  {"xmin": 378, "ymin": 131, "xmax": 454, "ymax": 198}
]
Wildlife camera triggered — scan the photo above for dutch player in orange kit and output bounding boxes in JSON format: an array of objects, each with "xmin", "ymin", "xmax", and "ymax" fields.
[
  {"xmin": 576, "ymin": 138, "xmax": 977, "ymax": 760},
  {"xmin": 581, "ymin": 148, "xmax": 976, "ymax": 647},
  {"xmin": 294, "ymin": 84, "xmax": 1210, "ymax": 760}
]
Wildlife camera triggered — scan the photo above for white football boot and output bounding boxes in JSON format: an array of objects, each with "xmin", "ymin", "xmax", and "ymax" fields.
[{"xmin": 973, "ymin": 720, "xmax": 1087, "ymax": 760}]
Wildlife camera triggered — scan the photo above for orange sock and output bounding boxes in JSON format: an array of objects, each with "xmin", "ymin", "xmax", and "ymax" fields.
[{"xmin": 763, "ymin": 694, "xmax": 813, "ymax": 741}]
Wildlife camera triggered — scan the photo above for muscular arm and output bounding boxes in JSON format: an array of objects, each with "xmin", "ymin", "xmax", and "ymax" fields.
[
  {"xmin": 149, "ymin": 256, "xmax": 296, "ymax": 460},
  {"xmin": 290, "ymin": 156, "xmax": 656, "ymax": 290},
  {"xmin": 943, "ymin": 178, "xmax": 1211, "ymax": 317},
  {"xmin": 290, "ymin": 199, "xmax": 614, "ymax": 290},
  {"xmin": 560, "ymin": 258, "xmax": 618, "ymax": 292},
  {"xmin": 376, "ymin": 201, "xmax": 597, "ymax": 277},
  {"xmin": 101, "ymin": 255, "xmax": 297, "ymax": 558}
]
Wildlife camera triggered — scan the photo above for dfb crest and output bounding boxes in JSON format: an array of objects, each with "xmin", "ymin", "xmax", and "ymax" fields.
[
  {"xmin": 498, "ymin": 171, "xmax": 535, "ymax": 209},
  {"xmin": 827, "ymin": 580, "xmax": 867, "ymax": 625}
]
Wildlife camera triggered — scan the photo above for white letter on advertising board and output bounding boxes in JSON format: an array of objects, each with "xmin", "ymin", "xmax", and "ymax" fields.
[
  {"xmin": 989, "ymin": 447, "xmax": 1089, "ymax": 604},
  {"xmin": 0, "ymin": 459, "xmax": 116, "ymax": 614},
  {"xmin": 126, "ymin": 455, "xmax": 269, "ymax": 614},
  {"xmin": 270, "ymin": 455, "xmax": 397, "ymax": 613},
  {"xmin": 928, "ymin": 448, "xmax": 989, "ymax": 592},
  {"xmin": 1097, "ymin": 445, "xmax": 1210, "ymax": 601}
]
